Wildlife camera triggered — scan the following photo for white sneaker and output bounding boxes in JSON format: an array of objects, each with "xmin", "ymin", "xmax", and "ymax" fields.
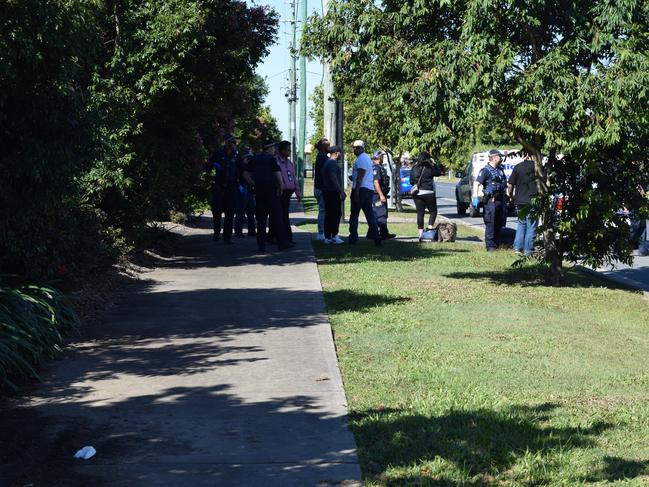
[
  {"xmin": 332, "ymin": 235, "xmax": 345, "ymax": 245},
  {"xmin": 316, "ymin": 233, "xmax": 326, "ymax": 241}
]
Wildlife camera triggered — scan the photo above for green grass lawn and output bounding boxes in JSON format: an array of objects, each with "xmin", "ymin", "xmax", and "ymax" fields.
[{"xmin": 310, "ymin": 229, "xmax": 649, "ymax": 486}]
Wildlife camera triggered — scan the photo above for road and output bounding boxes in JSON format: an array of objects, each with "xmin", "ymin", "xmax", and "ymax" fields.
[{"xmin": 404, "ymin": 182, "xmax": 649, "ymax": 292}]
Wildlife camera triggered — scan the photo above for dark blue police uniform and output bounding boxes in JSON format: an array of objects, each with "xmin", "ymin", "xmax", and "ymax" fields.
[
  {"xmin": 476, "ymin": 164, "xmax": 508, "ymax": 250},
  {"xmin": 210, "ymin": 148, "xmax": 241, "ymax": 243},
  {"xmin": 248, "ymin": 153, "xmax": 288, "ymax": 251}
]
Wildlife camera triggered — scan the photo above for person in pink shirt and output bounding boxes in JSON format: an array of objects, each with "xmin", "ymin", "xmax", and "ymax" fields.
[{"xmin": 276, "ymin": 140, "xmax": 302, "ymax": 244}]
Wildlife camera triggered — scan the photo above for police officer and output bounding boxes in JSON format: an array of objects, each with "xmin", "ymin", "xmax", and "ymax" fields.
[
  {"xmin": 371, "ymin": 151, "xmax": 396, "ymax": 240},
  {"xmin": 235, "ymin": 146, "xmax": 257, "ymax": 238},
  {"xmin": 473, "ymin": 149, "xmax": 508, "ymax": 251},
  {"xmin": 210, "ymin": 134, "xmax": 241, "ymax": 244},
  {"xmin": 243, "ymin": 141, "xmax": 292, "ymax": 252}
]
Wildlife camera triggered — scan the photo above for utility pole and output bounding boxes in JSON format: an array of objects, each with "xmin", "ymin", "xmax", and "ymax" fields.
[
  {"xmin": 288, "ymin": 0, "xmax": 298, "ymax": 167},
  {"xmin": 297, "ymin": 0, "xmax": 307, "ymax": 195},
  {"xmin": 323, "ymin": 0, "xmax": 345, "ymax": 218}
]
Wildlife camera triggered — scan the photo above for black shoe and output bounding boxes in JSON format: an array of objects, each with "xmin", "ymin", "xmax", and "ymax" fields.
[{"xmin": 382, "ymin": 233, "xmax": 397, "ymax": 240}]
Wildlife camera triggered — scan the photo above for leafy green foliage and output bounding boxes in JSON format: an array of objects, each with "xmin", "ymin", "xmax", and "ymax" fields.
[
  {"xmin": 1, "ymin": 0, "xmax": 278, "ymax": 280},
  {"xmin": 303, "ymin": 1, "xmax": 649, "ymax": 281},
  {"xmin": 0, "ymin": 277, "xmax": 79, "ymax": 389}
]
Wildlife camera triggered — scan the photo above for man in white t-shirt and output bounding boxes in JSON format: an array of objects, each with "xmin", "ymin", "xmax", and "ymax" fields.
[{"xmin": 348, "ymin": 140, "xmax": 381, "ymax": 245}]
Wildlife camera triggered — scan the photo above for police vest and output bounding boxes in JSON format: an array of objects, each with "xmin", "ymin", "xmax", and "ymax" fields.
[{"xmin": 480, "ymin": 165, "xmax": 507, "ymax": 194}]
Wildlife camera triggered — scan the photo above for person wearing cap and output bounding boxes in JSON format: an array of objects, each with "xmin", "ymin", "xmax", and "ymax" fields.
[
  {"xmin": 507, "ymin": 153, "xmax": 539, "ymax": 256},
  {"xmin": 313, "ymin": 138, "xmax": 330, "ymax": 240},
  {"xmin": 371, "ymin": 151, "xmax": 396, "ymax": 240},
  {"xmin": 321, "ymin": 145, "xmax": 346, "ymax": 244},
  {"xmin": 474, "ymin": 149, "xmax": 508, "ymax": 251},
  {"xmin": 209, "ymin": 134, "xmax": 242, "ymax": 244},
  {"xmin": 349, "ymin": 140, "xmax": 381, "ymax": 245},
  {"xmin": 276, "ymin": 140, "xmax": 302, "ymax": 244},
  {"xmin": 235, "ymin": 146, "xmax": 257, "ymax": 238},
  {"xmin": 243, "ymin": 140, "xmax": 292, "ymax": 252}
]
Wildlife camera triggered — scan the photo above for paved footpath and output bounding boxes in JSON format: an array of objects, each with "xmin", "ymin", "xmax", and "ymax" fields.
[{"xmin": 0, "ymin": 214, "xmax": 361, "ymax": 486}]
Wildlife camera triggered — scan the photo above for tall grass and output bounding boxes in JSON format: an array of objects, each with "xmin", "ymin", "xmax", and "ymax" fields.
[{"xmin": 0, "ymin": 277, "xmax": 78, "ymax": 389}]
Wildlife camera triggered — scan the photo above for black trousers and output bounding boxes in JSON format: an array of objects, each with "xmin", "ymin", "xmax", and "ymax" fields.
[
  {"xmin": 280, "ymin": 190, "xmax": 294, "ymax": 243},
  {"xmin": 484, "ymin": 198, "xmax": 506, "ymax": 249},
  {"xmin": 413, "ymin": 193, "xmax": 438, "ymax": 229},
  {"xmin": 255, "ymin": 186, "xmax": 287, "ymax": 249},
  {"xmin": 323, "ymin": 190, "xmax": 342, "ymax": 239},
  {"xmin": 211, "ymin": 186, "xmax": 237, "ymax": 241}
]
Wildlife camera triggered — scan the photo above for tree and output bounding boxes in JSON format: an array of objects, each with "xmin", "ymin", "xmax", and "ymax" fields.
[{"xmin": 303, "ymin": 1, "xmax": 649, "ymax": 283}]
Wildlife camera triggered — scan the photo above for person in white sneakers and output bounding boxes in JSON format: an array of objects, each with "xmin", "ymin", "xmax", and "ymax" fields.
[{"xmin": 321, "ymin": 145, "xmax": 346, "ymax": 244}]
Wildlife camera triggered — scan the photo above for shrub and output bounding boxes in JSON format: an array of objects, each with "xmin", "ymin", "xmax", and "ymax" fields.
[{"xmin": 0, "ymin": 278, "xmax": 79, "ymax": 389}]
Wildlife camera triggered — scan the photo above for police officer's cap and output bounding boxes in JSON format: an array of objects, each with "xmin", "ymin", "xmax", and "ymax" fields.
[
  {"xmin": 327, "ymin": 145, "xmax": 341, "ymax": 153},
  {"xmin": 372, "ymin": 151, "xmax": 384, "ymax": 160},
  {"xmin": 488, "ymin": 149, "xmax": 502, "ymax": 157}
]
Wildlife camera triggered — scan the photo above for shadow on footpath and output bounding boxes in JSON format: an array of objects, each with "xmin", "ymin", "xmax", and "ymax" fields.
[
  {"xmin": 0, "ymin": 219, "xmax": 362, "ymax": 486},
  {"xmin": 348, "ymin": 402, "xmax": 632, "ymax": 485},
  {"xmin": 1, "ymin": 384, "xmax": 358, "ymax": 486}
]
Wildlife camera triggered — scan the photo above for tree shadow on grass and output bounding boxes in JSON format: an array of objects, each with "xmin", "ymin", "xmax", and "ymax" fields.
[
  {"xmin": 444, "ymin": 263, "xmax": 630, "ymax": 290},
  {"xmin": 324, "ymin": 289, "xmax": 411, "ymax": 314},
  {"xmin": 349, "ymin": 403, "xmax": 616, "ymax": 485},
  {"xmin": 316, "ymin": 240, "xmax": 469, "ymax": 266}
]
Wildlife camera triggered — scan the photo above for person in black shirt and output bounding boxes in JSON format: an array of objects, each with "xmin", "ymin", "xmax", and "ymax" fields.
[
  {"xmin": 410, "ymin": 152, "xmax": 443, "ymax": 241},
  {"xmin": 243, "ymin": 141, "xmax": 292, "ymax": 252},
  {"xmin": 371, "ymin": 151, "xmax": 396, "ymax": 240},
  {"xmin": 313, "ymin": 138, "xmax": 329, "ymax": 241},
  {"xmin": 507, "ymin": 156, "xmax": 539, "ymax": 256},
  {"xmin": 210, "ymin": 134, "xmax": 241, "ymax": 244},
  {"xmin": 321, "ymin": 145, "xmax": 346, "ymax": 244}
]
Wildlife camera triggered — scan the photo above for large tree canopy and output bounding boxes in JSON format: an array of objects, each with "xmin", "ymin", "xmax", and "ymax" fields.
[
  {"xmin": 304, "ymin": 0, "xmax": 649, "ymax": 281},
  {"xmin": 1, "ymin": 0, "xmax": 278, "ymax": 279}
]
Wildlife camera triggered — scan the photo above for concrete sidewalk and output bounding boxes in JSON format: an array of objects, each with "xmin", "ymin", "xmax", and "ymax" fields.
[{"xmin": 0, "ymin": 215, "xmax": 361, "ymax": 486}]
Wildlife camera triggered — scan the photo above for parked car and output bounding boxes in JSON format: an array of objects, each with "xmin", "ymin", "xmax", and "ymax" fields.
[{"xmin": 399, "ymin": 167, "xmax": 413, "ymax": 197}]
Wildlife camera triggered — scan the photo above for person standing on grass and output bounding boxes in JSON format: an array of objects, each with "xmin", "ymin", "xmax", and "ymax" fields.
[
  {"xmin": 243, "ymin": 141, "xmax": 292, "ymax": 253},
  {"xmin": 507, "ymin": 154, "xmax": 539, "ymax": 256},
  {"xmin": 371, "ymin": 151, "xmax": 396, "ymax": 240},
  {"xmin": 210, "ymin": 134, "xmax": 241, "ymax": 244},
  {"xmin": 348, "ymin": 140, "xmax": 381, "ymax": 246},
  {"xmin": 321, "ymin": 145, "xmax": 346, "ymax": 244},
  {"xmin": 473, "ymin": 149, "xmax": 508, "ymax": 251},
  {"xmin": 313, "ymin": 138, "xmax": 330, "ymax": 241},
  {"xmin": 410, "ymin": 152, "xmax": 443, "ymax": 242}
]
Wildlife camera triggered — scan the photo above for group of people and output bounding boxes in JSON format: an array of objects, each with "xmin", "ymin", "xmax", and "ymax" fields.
[
  {"xmin": 313, "ymin": 138, "xmax": 396, "ymax": 245},
  {"xmin": 209, "ymin": 135, "xmax": 301, "ymax": 252}
]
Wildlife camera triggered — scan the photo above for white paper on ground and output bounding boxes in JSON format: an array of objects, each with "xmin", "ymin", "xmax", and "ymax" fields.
[{"xmin": 73, "ymin": 446, "xmax": 96, "ymax": 460}]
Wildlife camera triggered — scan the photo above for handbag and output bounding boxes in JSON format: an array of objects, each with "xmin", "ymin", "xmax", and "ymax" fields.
[{"xmin": 411, "ymin": 165, "xmax": 425, "ymax": 196}]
